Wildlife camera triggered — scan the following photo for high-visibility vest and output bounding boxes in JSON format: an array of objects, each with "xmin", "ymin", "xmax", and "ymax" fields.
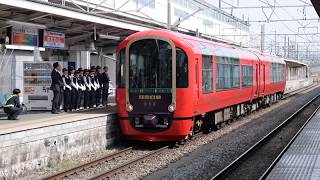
[{"xmin": 3, "ymin": 95, "xmax": 17, "ymax": 108}]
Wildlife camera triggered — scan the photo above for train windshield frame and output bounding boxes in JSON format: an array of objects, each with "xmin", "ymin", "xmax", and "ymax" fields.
[
  {"xmin": 117, "ymin": 40, "xmax": 188, "ymax": 89},
  {"xmin": 129, "ymin": 39, "xmax": 172, "ymax": 89}
]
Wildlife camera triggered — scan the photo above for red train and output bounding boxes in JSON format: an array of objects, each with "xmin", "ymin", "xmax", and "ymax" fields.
[{"xmin": 116, "ymin": 30, "xmax": 286, "ymax": 142}]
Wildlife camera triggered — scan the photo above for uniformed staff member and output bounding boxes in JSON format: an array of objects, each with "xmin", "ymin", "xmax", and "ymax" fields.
[
  {"xmin": 101, "ymin": 66, "xmax": 110, "ymax": 106},
  {"xmin": 50, "ymin": 62, "xmax": 64, "ymax": 114},
  {"xmin": 95, "ymin": 66, "xmax": 102, "ymax": 107},
  {"xmin": 83, "ymin": 69, "xmax": 91, "ymax": 109},
  {"xmin": 62, "ymin": 68, "xmax": 72, "ymax": 112},
  {"xmin": 71, "ymin": 70, "xmax": 80, "ymax": 110},
  {"xmin": 75, "ymin": 70, "xmax": 85, "ymax": 109},
  {"xmin": 89, "ymin": 70, "xmax": 97, "ymax": 107},
  {"xmin": 3, "ymin": 89, "xmax": 23, "ymax": 120},
  {"xmin": 77, "ymin": 68, "xmax": 86, "ymax": 109}
]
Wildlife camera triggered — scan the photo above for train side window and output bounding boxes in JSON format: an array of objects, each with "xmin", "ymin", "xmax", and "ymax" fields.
[
  {"xmin": 202, "ymin": 55, "xmax": 213, "ymax": 93},
  {"xmin": 271, "ymin": 63, "xmax": 282, "ymax": 83},
  {"xmin": 117, "ymin": 49, "xmax": 125, "ymax": 88},
  {"xmin": 176, "ymin": 48, "xmax": 188, "ymax": 88},
  {"xmin": 242, "ymin": 65, "xmax": 253, "ymax": 87},
  {"xmin": 216, "ymin": 56, "xmax": 240, "ymax": 90}
]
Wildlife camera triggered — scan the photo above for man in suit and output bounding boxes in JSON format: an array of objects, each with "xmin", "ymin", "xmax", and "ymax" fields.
[
  {"xmin": 95, "ymin": 66, "xmax": 102, "ymax": 107},
  {"xmin": 50, "ymin": 62, "xmax": 64, "ymax": 114},
  {"xmin": 101, "ymin": 66, "xmax": 110, "ymax": 106}
]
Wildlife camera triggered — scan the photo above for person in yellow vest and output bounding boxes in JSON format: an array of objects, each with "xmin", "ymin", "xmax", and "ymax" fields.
[{"xmin": 3, "ymin": 89, "xmax": 23, "ymax": 120}]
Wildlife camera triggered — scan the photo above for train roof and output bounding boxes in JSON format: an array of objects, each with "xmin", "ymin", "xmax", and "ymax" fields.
[{"xmin": 119, "ymin": 30, "xmax": 286, "ymax": 64}]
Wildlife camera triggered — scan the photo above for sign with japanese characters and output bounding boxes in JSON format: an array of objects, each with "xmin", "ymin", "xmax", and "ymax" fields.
[{"xmin": 43, "ymin": 30, "xmax": 65, "ymax": 49}]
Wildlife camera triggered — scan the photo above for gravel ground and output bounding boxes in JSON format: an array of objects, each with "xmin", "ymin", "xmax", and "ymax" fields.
[
  {"xmin": 18, "ymin": 85, "xmax": 320, "ymax": 180},
  {"xmin": 143, "ymin": 86, "xmax": 320, "ymax": 180},
  {"xmin": 66, "ymin": 148, "xmax": 151, "ymax": 179}
]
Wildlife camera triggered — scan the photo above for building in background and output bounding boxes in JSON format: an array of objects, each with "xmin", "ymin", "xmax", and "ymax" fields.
[{"xmin": 0, "ymin": 0, "xmax": 250, "ymax": 109}]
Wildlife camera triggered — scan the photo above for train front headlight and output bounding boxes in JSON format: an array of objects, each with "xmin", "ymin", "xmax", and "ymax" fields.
[
  {"xmin": 127, "ymin": 104, "xmax": 133, "ymax": 112},
  {"xmin": 168, "ymin": 104, "xmax": 175, "ymax": 112}
]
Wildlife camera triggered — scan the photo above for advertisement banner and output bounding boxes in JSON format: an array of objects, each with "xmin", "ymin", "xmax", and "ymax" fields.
[
  {"xmin": 43, "ymin": 30, "xmax": 65, "ymax": 49},
  {"xmin": 12, "ymin": 25, "xmax": 38, "ymax": 46}
]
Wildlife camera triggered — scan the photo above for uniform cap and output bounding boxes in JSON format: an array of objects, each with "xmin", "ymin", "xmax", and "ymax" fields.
[{"xmin": 13, "ymin": 88, "xmax": 21, "ymax": 94}]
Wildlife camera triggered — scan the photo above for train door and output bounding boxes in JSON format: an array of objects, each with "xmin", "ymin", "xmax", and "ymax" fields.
[
  {"xmin": 262, "ymin": 64, "xmax": 266, "ymax": 94},
  {"xmin": 254, "ymin": 63, "xmax": 259, "ymax": 97},
  {"xmin": 194, "ymin": 58, "xmax": 200, "ymax": 105}
]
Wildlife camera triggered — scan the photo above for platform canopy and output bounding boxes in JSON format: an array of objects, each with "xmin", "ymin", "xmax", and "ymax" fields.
[{"xmin": 0, "ymin": 0, "xmax": 163, "ymax": 49}]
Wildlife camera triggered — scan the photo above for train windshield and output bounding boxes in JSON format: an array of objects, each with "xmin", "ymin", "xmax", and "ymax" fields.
[{"xmin": 129, "ymin": 39, "xmax": 172, "ymax": 88}]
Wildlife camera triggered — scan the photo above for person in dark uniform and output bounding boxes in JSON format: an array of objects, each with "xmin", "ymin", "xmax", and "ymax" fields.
[
  {"xmin": 50, "ymin": 62, "xmax": 64, "ymax": 114},
  {"xmin": 62, "ymin": 68, "xmax": 72, "ymax": 112},
  {"xmin": 101, "ymin": 66, "xmax": 110, "ymax": 106},
  {"xmin": 74, "ymin": 70, "xmax": 84, "ymax": 109},
  {"xmin": 83, "ymin": 69, "xmax": 91, "ymax": 109},
  {"xmin": 71, "ymin": 70, "xmax": 80, "ymax": 110},
  {"xmin": 95, "ymin": 66, "xmax": 102, "ymax": 107},
  {"xmin": 89, "ymin": 69, "xmax": 97, "ymax": 108},
  {"xmin": 77, "ymin": 68, "xmax": 85, "ymax": 109},
  {"xmin": 3, "ymin": 89, "xmax": 23, "ymax": 120}
]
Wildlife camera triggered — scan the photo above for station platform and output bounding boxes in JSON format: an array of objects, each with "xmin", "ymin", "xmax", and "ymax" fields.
[
  {"xmin": 0, "ymin": 105, "xmax": 116, "ymax": 134},
  {"xmin": 266, "ymin": 107, "xmax": 320, "ymax": 180},
  {"xmin": 285, "ymin": 79, "xmax": 313, "ymax": 93},
  {"xmin": 0, "ymin": 105, "xmax": 118, "ymax": 178}
]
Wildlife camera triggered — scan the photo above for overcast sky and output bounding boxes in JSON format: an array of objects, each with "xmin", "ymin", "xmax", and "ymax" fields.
[{"xmin": 206, "ymin": 0, "xmax": 320, "ymax": 55}]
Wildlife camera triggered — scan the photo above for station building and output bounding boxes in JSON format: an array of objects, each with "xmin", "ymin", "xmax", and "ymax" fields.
[
  {"xmin": 284, "ymin": 58, "xmax": 311, "ymax": 92},
  {"xmin": 0, "ymin": 0, "xmax": 250, "ymax": 110}
]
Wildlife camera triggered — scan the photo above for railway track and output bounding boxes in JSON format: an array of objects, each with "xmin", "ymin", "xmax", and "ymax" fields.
[
  {"xmin": 259, "ymin": 105, "xmax": 320, "ymax": 179},
  {"xmin": 90, "ymin": 145, "xmax": 169, "ymax": 180},
  {"xmin": 43, "ymin": 132, "xmax": 204, "ymax": 180},
  {"xmin": 211, "ymin": 92, "xmax": 320, "ymax": 180},
  {"xmin": 43, "ymin": 147, "xmax": 134, "ymax": 180},
  {"xmin": 43, "ymin": 86, "xmax": 317, "ymax": 180},
  {"xmin": 43, "ymin": 145, "xmax": 169, "ymax": 180}
]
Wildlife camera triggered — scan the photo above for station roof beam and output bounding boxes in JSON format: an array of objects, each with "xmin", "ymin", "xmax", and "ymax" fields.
[{"xmin": 311, "ymin": 0, "xmax": 320, "ymax": 17}]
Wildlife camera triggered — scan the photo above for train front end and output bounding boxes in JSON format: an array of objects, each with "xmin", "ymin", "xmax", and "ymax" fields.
[{"xmin": 116, "ymin": 32, "xmax": 193, "ymax": 141}]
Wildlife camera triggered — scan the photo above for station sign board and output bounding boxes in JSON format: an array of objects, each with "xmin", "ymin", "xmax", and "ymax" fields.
[
  {"xmin": 11, "ymin": 25, "xmax": 38, "ymax": 46},
  {"xmin": 43, "ymin": 30, "xmax": 65, "ymax": 49}
]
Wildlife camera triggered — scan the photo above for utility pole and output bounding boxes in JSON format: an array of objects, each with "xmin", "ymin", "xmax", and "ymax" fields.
[
  {"xmin": 296, "ymin": 43, "xmax": 299, "ymax": 60},
  {"xmin": 284, "ymin": 36, "xmax": 286, "ymax": 58},
  {"xmin": 219, "ymin": 0, "xmax": 222, "ymax": 9},
  {"xmin": 287, "ymin": 36, "xmax": 290, "ymax": 58},
  {"xmin": 167, "ymin": 0, "xmax": 171, "ymax": 30},
  {"xmin": 274, "ymin": 30, "xmax": 277, "ymax": 55},
  {"xmin": 261, "ymin": 24, "xmax": 265, "ymax": 53}
]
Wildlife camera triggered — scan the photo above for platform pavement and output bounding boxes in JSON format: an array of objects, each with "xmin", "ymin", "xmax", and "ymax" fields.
[{"xmin": 266, "ymin": 107, "xmax": 320, "ymax": 180}]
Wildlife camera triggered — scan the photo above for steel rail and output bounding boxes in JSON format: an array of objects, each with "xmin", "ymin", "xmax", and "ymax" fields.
[
  {"xmin": 89, "ymin": 146, "xmax": 169, "ymax": 180},
  {"xmin": 43, "ymin": 147, "xmax": 134, "ymax": 180},
  {"xmin": 211, "ymin": 92, "xmax": 320, "ymax": 180}
]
